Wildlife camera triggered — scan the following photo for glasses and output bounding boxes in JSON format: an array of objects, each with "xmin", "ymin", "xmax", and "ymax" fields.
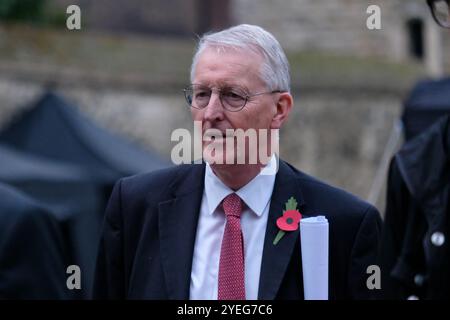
[
  {"xmin": 427, "ymin": 0, "xmax": 450, "ymax": 28},
  {"xmin": 183, "ymin": 84, "xmax": 284, "ymax": 112}
]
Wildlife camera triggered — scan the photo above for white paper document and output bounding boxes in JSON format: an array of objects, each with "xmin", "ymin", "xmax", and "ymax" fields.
[{"xmin": 300, "ymin": 216, "xmax": 329, "ymax": 300}]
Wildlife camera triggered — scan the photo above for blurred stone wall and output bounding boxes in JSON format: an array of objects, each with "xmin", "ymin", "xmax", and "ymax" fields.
[
  {"xmin": 51, "ymin": 0, "xmax": 448, "ymax": 64},
  {"xmin": 45, "ymin": 0, "xmax": 442, "ymax": 61}
]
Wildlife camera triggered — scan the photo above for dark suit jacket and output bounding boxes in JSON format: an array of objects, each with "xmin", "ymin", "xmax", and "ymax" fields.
[{"xmin": 93, "ymin": 160, "xmax": 382, "ymax": 300}]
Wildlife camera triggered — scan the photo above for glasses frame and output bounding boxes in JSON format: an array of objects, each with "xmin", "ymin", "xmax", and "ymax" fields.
[
  {"xmin": 427, "ymin": 0, "xmax": 450, "ymax": 28},
  {"xmin": 183, "ymin": 84, "xmax": 284, "ymax": 112}
]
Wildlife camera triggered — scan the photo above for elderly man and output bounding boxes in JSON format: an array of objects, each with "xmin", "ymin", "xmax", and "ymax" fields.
[{"xmin": 93, "ymin": 24, "xmax": 381, "ymax": 300}]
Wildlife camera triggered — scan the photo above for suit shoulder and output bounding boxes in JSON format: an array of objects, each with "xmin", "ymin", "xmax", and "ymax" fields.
[
  {"xmin": 116, "ymin": 164, "xmax": 198, "ymax": 202},
  {"xmin": 286, "ymin": 163, "xmax": 379, "ymax": 219}
]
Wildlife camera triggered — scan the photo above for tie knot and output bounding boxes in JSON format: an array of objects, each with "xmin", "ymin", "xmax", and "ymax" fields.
[{"xmin": 222, "ymin": 193, "xmax": 242, "ymax": 218}]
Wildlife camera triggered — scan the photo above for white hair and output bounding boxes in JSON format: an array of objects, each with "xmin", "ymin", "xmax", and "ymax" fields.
[{"xmin": 190, "ymin": 24, "xmax": 291, "ymax": 92}]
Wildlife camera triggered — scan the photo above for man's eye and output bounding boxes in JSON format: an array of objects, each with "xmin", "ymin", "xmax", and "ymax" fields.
[
  {"xmin": 195, "ymin": 91, "xmax": 210, "ymax": 99},
  {"xmin": 224, "ymin": 91, "xmax": 244, "ymax": 100}
]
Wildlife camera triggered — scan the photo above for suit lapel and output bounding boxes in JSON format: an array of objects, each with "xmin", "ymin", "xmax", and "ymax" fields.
[
  {"xmin": 158, "ymin": 164, "xmax": 205, "ymax": 299},
  {"xmin": 258, "ymin": 160, "xmax": 307, "ymax": 300}
]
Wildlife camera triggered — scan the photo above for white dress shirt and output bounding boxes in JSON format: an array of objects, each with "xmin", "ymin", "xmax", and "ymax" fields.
[{"xmin": 189, "ymin": 157, "xmax": 276, "ymax": 300}]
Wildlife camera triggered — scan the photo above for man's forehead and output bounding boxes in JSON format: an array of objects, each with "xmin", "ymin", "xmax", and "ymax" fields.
[{"xmin": 193, "ymin": 46, "xmax": 264, "ymax": 86}]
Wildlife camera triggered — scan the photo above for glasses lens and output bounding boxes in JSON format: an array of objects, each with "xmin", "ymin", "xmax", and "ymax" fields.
[
  {"xmin": 186, "ymin": 85, "xmax": 211, "ymax": 109},
  {"xmin": 433, "ymin": 0, "xmax": 450, "ymax": 27},
  {"xmin": 221, "ymin": 89, "xmax": 246, "ymax": 111},
  {"xmin": 184, "ymin": 88, "xmax": 193, "ymax": 105}
]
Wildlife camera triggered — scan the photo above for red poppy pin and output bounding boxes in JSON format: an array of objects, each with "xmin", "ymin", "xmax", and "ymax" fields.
[{"xmin": 273, "ymin": 197, "xmax": 302, "ymax": 245}]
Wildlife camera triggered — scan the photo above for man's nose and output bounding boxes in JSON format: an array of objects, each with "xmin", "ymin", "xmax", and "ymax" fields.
[{"xmin": 203, "ymin": 92, "xmax": 224, "ymax": 122}]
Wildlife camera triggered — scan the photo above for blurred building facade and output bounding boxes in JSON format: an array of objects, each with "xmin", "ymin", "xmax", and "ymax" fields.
[
  {"xmin": 53, "ymin": 0, "xmax": 231, "ymax": 36},
  {"xmin": 51, "ymin": 0, "xmax": 445, "ymax": 66},
  {"xmin": 233, "ymin": 0, "xmax": 432, "ymax": 61}
]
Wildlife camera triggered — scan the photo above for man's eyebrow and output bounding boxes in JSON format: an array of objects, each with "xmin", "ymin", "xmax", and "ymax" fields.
[{"xmin": 195, "ymin": 81, "xmax": 249, "ymax": 92}]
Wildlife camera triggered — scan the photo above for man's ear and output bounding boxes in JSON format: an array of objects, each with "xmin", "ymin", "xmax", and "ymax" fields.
[{"xmin": 271, "ymin": 92, "xmax": 293, "ymax": 129}]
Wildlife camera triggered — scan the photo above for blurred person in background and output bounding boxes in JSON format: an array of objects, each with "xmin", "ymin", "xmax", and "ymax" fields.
[
  {"xmin": 378, "ymin": 0, "xmax": 450, "ymax": 300},
  {"xmin": 0, "ymin": 182, "xmax": 71, "ymax": 299}
]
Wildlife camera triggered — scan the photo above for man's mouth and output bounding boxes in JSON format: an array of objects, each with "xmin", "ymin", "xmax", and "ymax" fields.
[{"xmin": 204, "ymin": 130, "xmax": 232, "ymax": 140}]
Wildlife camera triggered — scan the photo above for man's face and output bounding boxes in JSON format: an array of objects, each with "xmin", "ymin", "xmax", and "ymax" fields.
[{"xmin": 191, "ymin": 46, "xmax": 280, "ymax": 165}]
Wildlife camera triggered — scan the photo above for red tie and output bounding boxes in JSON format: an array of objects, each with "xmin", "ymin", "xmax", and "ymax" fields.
[{"xmin": 218, "ymin": 193, "xmax": 246, "ymax": 300}]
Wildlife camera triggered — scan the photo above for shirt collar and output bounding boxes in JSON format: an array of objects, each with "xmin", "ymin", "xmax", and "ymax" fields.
[{"xmin": 204, "ymin": 155, "xmax": 277, "ymax": 217}]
